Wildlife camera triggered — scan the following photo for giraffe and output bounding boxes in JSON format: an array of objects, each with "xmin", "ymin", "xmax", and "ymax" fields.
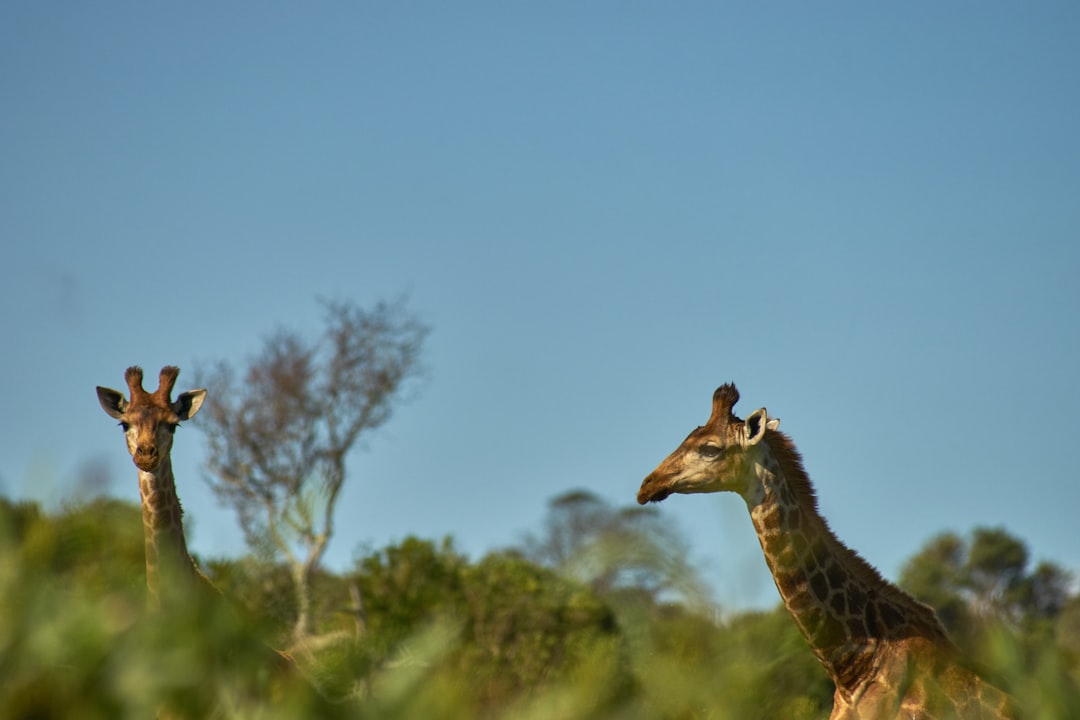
[
  {"xmin": 97, "ymin": 366, "xmax": 304, "ymax": 714},
  {"xmin": 637, "ymin": 383, "xmax": 1014, "ymax": 720},
  {"xmin": 96, "ymin": 365, "xmax": 209, "ymax": 609}
]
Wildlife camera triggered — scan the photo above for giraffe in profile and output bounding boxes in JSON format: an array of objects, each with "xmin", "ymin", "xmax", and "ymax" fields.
[{"xmin": 637, "ymin": 383, "xmax": 1014, "ymax": 719}]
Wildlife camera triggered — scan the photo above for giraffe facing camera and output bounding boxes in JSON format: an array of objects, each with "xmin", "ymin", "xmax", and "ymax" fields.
[{"xmin": 97, "ymin": 366, "xmax": 207, "ymax": 608}]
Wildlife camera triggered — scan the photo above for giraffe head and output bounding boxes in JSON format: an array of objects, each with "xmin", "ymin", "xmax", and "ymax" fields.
[
  {"xmin": 638, "ymin": 383, "xmax": 779, "ymax": 504},
  {"xmin": 97, "ymin": 366, "xmax": 206, "ymax": 472}
]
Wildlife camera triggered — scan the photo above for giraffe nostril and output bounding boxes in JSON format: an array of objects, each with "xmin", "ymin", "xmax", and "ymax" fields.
[{"xmin": 133, "ymin": 451, "xmax": 159, "ymax": 471}]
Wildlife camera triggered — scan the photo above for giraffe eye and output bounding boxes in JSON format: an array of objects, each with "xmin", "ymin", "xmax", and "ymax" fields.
[
  {"xmin": 119, "ymin": 422, "xmax": 130, "ymax": 432},
  {"xmin": 698, "ymin": 444, "xmax": 723, "ymax": 459}
]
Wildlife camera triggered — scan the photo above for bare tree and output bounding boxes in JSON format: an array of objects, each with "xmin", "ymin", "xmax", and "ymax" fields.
[{"xmin": 197, "ymin": 298, "xmax": 428, "ymax": 642}]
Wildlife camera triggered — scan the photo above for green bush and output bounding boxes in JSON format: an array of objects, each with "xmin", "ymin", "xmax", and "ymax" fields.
[{"xmin": 3, "ymin": 498, "xmax": 1078, "ymax": 719}]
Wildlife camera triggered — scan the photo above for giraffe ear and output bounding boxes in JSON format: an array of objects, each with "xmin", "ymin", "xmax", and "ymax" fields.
[
  {"xmin": 174, "ymin": 389, "xmax": 207, "ymax": 421},
  {"xmin": 745, "ymin": 408, "xmax": 771, "ymax": 445},
  {"xmin": 97, "ymin": 386, "xmax": 127, "ymax": 420}
]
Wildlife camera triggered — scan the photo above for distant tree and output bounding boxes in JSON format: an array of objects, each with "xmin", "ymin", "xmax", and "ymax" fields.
[
  {"xmin": 966, "ymin": 527, "xmax": 1031, "ymax": 619},
  {"xmin": 197, "ymin": 298, "xmax": 428, "ymax": 642},
  {"xmin": 1023, "ymin": 561, "xmax": 1073, "ymax": 620},
  {"xmin": 898, "ymin": 531, "xmax": 972, "ymax": 635},
  {"xmin": 519, "ymin": 489, "xmax": 709, "ymax": 606},
  {"xmin": 900, "ymin": 526, "xmax": 1073, "ymax": 638}
]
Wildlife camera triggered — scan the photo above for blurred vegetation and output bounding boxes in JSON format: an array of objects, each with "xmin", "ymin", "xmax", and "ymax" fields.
[
  {"xmin": 2, "ymin": 493, "xmax": 1078, "ymax": 719},
  {"xmin": 898, "ymin": 527, "xmax": 1080, "ymax": 717}
]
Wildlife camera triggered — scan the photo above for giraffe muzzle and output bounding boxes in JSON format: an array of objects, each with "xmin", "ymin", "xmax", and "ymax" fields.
[
  {"xmin": 637, "ymin": 472, "xmax": 672, "ymax": 504},
  {"xmin": 133, "ymin": 448, "xmax": 159, "ymax": 471}
]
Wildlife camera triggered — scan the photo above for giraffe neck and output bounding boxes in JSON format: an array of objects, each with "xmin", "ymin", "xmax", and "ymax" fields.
[
  {"xmin": 741, "ymin": 433, "xmax": 951, "ymax": 691},
  {"xmin": 137, "ymin": 458, "xmax": 198, "ymax": 607}
]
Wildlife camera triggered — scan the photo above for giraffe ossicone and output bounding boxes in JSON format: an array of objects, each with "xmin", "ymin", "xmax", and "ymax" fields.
[{"xmin": 638, "ymin": 382, "xmax": 1015, "ymax": 720}]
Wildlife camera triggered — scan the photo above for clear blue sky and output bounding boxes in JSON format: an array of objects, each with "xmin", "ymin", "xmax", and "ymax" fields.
[{"xmin": 2, "ymin": 3, "xmax": 1078, "ymax": 609}]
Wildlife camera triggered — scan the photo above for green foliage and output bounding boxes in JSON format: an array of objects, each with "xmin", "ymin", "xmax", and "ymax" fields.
[
  {"xmin": 900, "ymin": 526, "xmax": 1074, "ymax": 644},
  {"xmin": 4, "ymin": 496, "xmax": 144, "ymax": 594},
  {"xmin": 3, "ymin": 497, "xmax": 1079, "ymax": 718},
  {"xmin": 456, "ymin": 551, "xmax": 626, "ymax": 713},
  {"xmin": 0, "ymin": 498, "xmax": 337, "ymax": 719},
  {"xmin": 900, "ymin": 525, "xmax": 1080, "ymax": 718},
  {"xmin": 350, "ymin": 538, "xmax": 629, "ymax": 716},
  {"xmin": 205, "ymin": 555, "xmax": 358, "ymax": 650},
  {"xmin": 356, "ymin": 535, "xmax": 466, "ymax": 646},
  {"xmin": 616, "ymin": 602, "xmax": 829, "ymax": 720},
  {"xmin": 977, "ymin": 622, "xmax": 1080, "ymax": 720},
  {"xmin": 1057, "ymin": 596, "xmax": 1080, "ymax": 661}
]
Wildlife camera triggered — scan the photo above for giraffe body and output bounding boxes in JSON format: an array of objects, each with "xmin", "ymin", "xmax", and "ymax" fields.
[{"xmin": 637, "ymin": 384, "xmax": 1014, "ymax": 719}]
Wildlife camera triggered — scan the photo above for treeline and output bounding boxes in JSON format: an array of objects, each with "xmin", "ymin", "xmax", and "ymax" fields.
[{"xmin": 2, "ymin": 492, "xmax": 1078, "ymax": 718}]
